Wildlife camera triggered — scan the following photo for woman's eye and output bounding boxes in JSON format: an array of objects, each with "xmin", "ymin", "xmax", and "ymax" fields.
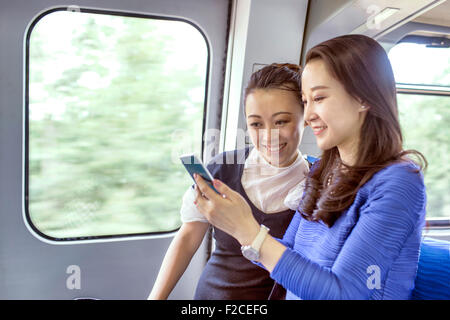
[
  {"xmin": 314, "ymin": 96, "xmax": 325, "ymax": 102},
  {"xmin": 275, "ymin": 120, "xmax": 288, "ymax": 126},
  {"xmin": 249, "ymin": 122, "xmax": 261, "ymax": 128}
]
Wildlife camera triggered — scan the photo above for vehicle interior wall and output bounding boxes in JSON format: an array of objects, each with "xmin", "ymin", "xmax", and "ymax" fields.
[{"xmin": 0, "ymin": 0, "xmax": 229, "ymax": 299}]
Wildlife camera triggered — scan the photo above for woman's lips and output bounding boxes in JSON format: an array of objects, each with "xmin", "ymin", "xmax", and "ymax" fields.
[{"xmin": 312, "ymin": 126, "xmax": 327, "ymax": 136}]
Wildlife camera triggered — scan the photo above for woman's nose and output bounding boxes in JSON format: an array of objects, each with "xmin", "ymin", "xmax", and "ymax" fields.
[
  {"xmin": 304, "ymin": 105, "xmax": 318, "ymax": 126},
  {"xmin": 260, "ymin": 127, "xmax": 280, "ymax": 145}
]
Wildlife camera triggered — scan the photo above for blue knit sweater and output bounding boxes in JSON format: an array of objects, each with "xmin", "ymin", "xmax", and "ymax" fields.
[{"xmin": 269, "ymin": 161, "xmax": 426, "ymax": 300}]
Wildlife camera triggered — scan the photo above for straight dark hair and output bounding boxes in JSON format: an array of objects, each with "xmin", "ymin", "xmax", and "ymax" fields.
[{"xmin": 299, "ymin": 34, "xmax": 427, "ymax": 227}]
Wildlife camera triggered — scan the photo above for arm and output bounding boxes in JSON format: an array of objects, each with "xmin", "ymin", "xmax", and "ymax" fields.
[
  {"xmin": 264, "ymin": 165, "xmax": 426, "ymax": 299},
  {"xmin": 194, "ymin": 164, "xmax": 425, "ymax": 299},
  {"xmin": 148, "ymin": 221, "xmax": 209, "ymax": 300},
  {"xmin": 252, "ymin": 211, "xmax": 301, "ymax": 271},
  {"xmin": 277, "ymin": 210, "xmax": 302, "ymax": 248}
]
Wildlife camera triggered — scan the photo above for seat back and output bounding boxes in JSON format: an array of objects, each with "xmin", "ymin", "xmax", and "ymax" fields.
[{"xmin": 411, "ymin": 237, "xmax": 450, "ymax": 300}]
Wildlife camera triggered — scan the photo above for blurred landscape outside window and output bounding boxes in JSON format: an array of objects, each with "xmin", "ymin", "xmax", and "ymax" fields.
[
  {"xmin": 27, "ymin": 10, "xmax": 208, "ymax": 239},
  {"xmin": 388, "ymin": 40, "xmax": 449, "ymax": 219}
]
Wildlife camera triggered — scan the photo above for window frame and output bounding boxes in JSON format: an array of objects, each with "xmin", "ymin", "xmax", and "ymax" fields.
[
  {"xmin": 396, "ymin": 83, "xmax": 450, "ymax": 96},
  {"xmin": 24, "ymin": 6, "xmax": 211, "ymax": 242}
]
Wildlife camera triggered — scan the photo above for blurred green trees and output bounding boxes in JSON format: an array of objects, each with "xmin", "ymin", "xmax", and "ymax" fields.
[
  {"xmin": 398, "ymin": 94, "xmax": 450, "ymax": 218},
  {"xmin": 389, "ymin": 42, "xmax": 450, "ymax": 218},
  {"xmin": 28, "ymin": 11, "xmax": 206, "ymax": 238}
]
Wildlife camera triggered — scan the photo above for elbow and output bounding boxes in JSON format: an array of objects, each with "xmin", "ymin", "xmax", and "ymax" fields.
[{"xmin": 294, "ymin": 271, "xmax": 371, "ymax": 300}]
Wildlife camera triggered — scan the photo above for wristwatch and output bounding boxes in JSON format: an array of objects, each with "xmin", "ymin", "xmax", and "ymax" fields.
[{"xmin": 241, "ymin": 225, "xmax": 270, "ymax": 261}]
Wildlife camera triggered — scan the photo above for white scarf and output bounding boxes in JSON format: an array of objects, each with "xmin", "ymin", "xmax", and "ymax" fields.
[{"xmin": 241, "ymin": 148, "xmax": 309, "ymax": 213}]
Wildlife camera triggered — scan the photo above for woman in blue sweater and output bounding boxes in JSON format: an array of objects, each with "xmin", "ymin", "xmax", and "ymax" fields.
[{"xmin": 193, "ymin": 34, "xmax": 427, "ymax": 299}]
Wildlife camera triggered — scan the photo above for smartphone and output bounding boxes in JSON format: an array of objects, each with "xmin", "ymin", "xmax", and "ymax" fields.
[{"xmin": 179, "ymin": 154, "xmax": 220, "ymax": 194}]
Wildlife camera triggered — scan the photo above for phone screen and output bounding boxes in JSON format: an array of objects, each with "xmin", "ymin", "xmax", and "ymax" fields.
[{"xmin": 180, "ymin": 154, "xmax": 220, "ymax": 194}]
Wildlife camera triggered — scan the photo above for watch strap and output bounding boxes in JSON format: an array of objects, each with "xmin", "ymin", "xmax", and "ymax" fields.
[{"xmin": 251, "ymin": 224, "xmax": 270, "ymax": 252}]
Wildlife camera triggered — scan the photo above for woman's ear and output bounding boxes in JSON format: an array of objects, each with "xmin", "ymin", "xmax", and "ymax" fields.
[
  {"xmin": 359, "ymin": 105, "xmax": 370, "ymax": 112},
  {"xmin": 356, "ymin": 98, "xmax": 370, "ymax": 112}
]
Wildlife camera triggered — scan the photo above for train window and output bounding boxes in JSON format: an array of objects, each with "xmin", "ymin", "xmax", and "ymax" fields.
[
  {"xmin": 26, "ymin": 9, "xmax": 208, "ymax": 240},
  {"xmin": 389, "ymin": 40, "xmax": 449, "ymax": 87},
  {"xmin": 388, "ymin": 36, "xmax": 449, "ymax": 220},
  {"xmin": 396, "ymin": 94, "xmax": 449, "ymax": 219}
]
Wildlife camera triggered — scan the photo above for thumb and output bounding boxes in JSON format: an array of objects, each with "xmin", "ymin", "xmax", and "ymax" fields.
[{"xmin": 212, "ymin": 179, "xmax": 233, "ymax": 199}]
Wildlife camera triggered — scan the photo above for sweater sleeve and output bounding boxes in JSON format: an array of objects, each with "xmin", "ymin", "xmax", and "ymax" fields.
[
  {"xmin": 276, "ymin": 210, "xmax": 302, "ymax": 249},
  {"xmin": 270, "ymin": 163, "xmax": 426, "ymax": 299}
]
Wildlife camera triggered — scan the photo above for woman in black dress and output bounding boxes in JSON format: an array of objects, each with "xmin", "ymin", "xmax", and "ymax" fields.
[{"xmin": 149, "ymin": 63, "xmax": 309, "ymax": 300}]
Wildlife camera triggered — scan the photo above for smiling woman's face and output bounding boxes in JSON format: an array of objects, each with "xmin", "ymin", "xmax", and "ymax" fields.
[
  {"xmin": 245, "ymin": 88, "xmax": 304, "ymax": 167},
  {"xmin": 301, "ymin": 58, "xmax": 368, "ymax": 165}
]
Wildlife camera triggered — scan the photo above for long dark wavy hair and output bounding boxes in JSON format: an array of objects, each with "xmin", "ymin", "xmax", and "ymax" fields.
[{"xmin": 299, "ymin": 34, "xmax": 427, "ymax": 227}]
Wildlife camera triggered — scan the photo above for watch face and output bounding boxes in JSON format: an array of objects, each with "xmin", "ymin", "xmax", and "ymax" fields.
[{"xmin": 242, "ymin": 247, "xmax": 259, "ymax": 261}]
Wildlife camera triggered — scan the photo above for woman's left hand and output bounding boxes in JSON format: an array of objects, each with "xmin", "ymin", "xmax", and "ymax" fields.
[{"xmin": 193, "ymin": 174, "xmax": 260, "ymax": 246}]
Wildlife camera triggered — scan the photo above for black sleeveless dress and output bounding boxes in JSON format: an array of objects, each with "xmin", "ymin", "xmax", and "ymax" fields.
[{"xmin": 193, "ymin": 148, "xmax": 295, "ymax": 300}]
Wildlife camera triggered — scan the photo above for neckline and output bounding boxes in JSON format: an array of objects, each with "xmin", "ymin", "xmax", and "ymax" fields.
[
  {"xmin": 238, "ymin": 148, "xmax": 295, "ymax": 216},
  {"xmin": 247, "ymin": 148, "xmax": 302, "ymax": 171}
]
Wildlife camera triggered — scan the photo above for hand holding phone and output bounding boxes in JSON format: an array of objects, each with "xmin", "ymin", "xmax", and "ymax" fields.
[{"xmin": 180, "ymin": 154, "xmax": 220, "ymax": 194}]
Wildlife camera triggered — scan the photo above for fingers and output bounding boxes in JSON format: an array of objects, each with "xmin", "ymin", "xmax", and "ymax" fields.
[
  {"xmin": 210, "ymin": 179, "xmax": 232, "ymax": 199},
  {"xmin": 194, "ymin": 184, "xmax": 213, "ymax": 220},
  {"xmin": 194, "ymin": 174, "xmax": 221, "ymax": 202},
  {"xmin": 194, "ymin": 184, "xmax": 206, "ymax": 200}
]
